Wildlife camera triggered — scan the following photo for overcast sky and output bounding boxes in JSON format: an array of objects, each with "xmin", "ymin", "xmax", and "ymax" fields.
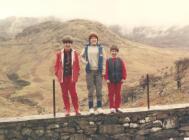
[{"xmin": 0, "ymin": 0, "xmax": 189, "ymax": 27}]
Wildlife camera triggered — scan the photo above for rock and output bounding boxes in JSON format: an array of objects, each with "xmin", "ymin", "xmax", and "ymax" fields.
[
  {"xmin": 89, "ymin": 121, "xmax": 95, "ymax": 126},
  {"xmin": 145, "ymin": 116, "xmax": 156, "ymax": 123},
  {"xmin": 35, "ymin": 128, "xmax": 45, "ymax": 137},
  {"xmin": 61, "ymin": 127, "xmax": 76, "ymax": 133},
  {"xmin": 0, "ymin": 130, "xmax": 3, "ymax": 135},
  {"xmin": 151, "ymin": 127, "xmax": 162, "ymax": 132},
  {"xmin": 70, "ymin": 134, "xmax": 87, "ymax": 140},
  {"xmin": 103, "ymin": 116, "xmax": 120, "ymax": 124},
  {"xmin": 47, "ymin": 124, "xmax": 60, "ymax": 129},
  {"xmin": 179, "ymin": 126, "xmax": 189, "ymax": 131},
  {"xmin": 113, "ymin": 134, "xmax": 132, "ymax": 140},
  {"xmin": 123, "ymin": 123, "xmax": 130, "ymax": 128},
  {"xmin": 180, "ymin": 116, "xmax": 189, "ymax": 124},
  {"xmin": 139, "ymin": 120, "xmax": 146, "ymax": 124},
  {"xmin": 91, "ymin": 134, "xmax": 111, "ymax": 140},
  {"xmin": 78, "ymin": 120, "xmax": 89, "ymax": 127},
  {"xmin": 78, "ymin": 120, "xmax": 97, "ymax": 135},
  {"xmin": 61, "ymin": 135, "xmax": 70, "ymax": 140},
  {"xmin": 134, "ymin": 135, "xmax": 145, "ymax": 140},
  {"xmin": 153, "ymin": 120, "xmax": 163, "ymax": 127},
  {"xmin": 64, "ymin": 123, "xmax": 68, "ymax": 127},
  {"xmin": 21, "ymin": 128, "xmax": 32, "ymax": 136},
  {"xmin": 99, "ymin": 125, "xmax": 124, "ymax": 135},
  {"xmin": 5, "ymin": 129, "xmax": 21, "ymax": 139},
  {"xmin": 0, "ymin": 135, "xmax": 5, "ymax": 140},
  {"xmin": 184, "ymin": 132, "xmax": 189, "ymax": 137},
  {"xmin": 156, "ymin": 113, "xmax": 169, "ymax": 119},
  {"xmin": 124, "ymin": 117, "xmax": 131, "ymax": 123},
  {"xmin": 163, "ymin": 117, "xmax": 178, "ymax": 129},
  {"xmin": 130, "ymin": 123, "xmax": 139, "ymax": 128},
  {"xmin": 148, "ymin": 129, "xmax": 179, "ymax": 139},
  {"xmin": 137, "ymin": 129, "xmax": 151, "ymax": 135}
]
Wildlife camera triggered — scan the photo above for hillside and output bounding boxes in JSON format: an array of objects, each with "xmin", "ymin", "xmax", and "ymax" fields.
[
  {"xmin": 123, "ymin": 58, "xmax": 189, "ymax": 108},
  {"xmin": 0, "ymin": 19, "xmax": 189, "ymax": 117},
  {"xmin": 0, "ymin": 16, "xmax": 57, "ymax": 40},
  {"xmin": 122, "ymin": 25, "xmax": 189, "ymax": 48}
]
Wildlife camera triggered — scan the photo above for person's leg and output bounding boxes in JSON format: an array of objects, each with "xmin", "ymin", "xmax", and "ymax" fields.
[
  {"xmin": 108, "ymin": 83, "xmax": 116, "ymax": 109},
  {"xmin": 69, "ymin": 81, "xmax": 79, "ymax": 114},
  {"xmin": 86, "ymin": 71, "xmax": 95, "ymax": 109},
  {"xmin": 95, "ymin": 72, "xmax": 103, "ymax": 108},
  {"xmin": 60, "ymin": 77, "xmax": 70, "ymax": 114},
  {"xmin": 115, "ymin": 82, "xmax": 122, "ymax": 109}
]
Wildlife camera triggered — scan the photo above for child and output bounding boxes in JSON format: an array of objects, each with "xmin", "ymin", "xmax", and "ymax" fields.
[
  {"xmin": 81, "ymin": 32, "xmax": 106, "ymax": 114},
  {"xmin": 54, "ymin": 35, "xmax": 80, "ymax": 116},
  {"xmin": 105, "ymin": 45, "xmax": 127, "ymax": 113}
]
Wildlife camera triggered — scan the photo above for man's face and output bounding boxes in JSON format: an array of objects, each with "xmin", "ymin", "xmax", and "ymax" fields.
[
  {"xmin": 63, "ymin": 41, "xmax": 72, "ymax": 50},
  {"xmin": 90, "ymin": 36, "xmax": 98, "ymax": 45},
  {"xmin": 111, "ymin": 50, "xmax": 118, "ymax": 57}
]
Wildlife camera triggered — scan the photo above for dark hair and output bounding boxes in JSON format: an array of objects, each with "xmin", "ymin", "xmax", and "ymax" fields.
[
  {"xmin": 110, "ymin": 45, "xmax": 119, "ymax": 52},
  {"xmin": 62, "ymin": 35, "xmax": 73, "ymax": 44},
  {"xmin": 89, "ymin": 32, "xmax": 98, "ymax": 41}
]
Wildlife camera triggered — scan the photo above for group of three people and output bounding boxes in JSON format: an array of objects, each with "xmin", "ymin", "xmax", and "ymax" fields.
[{"xmin": 54, "ymin": 32, "xmax": 127, "ymax": 116}]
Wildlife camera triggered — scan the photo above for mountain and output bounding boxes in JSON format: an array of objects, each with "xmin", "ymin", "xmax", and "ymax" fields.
[
  {"xmin": 0, "ymin": 19, "xmax": 189, "ymax": 117},
  {"xmin": 122, "ymin": 25, "xmax": 189, "ymax": 48},
  {"xmin": 0, "ymin": 16, "xmax": 58, "ymax": 40}
]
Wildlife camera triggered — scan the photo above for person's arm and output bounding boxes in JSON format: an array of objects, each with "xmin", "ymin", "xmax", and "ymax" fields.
[
  {"xmin": 75, "ymin": 51, "xmax": 80, "ymax": 73},
  {"xmin": 105, "ymin": 59, "xmax": 110, "ymax": 83},
  {"xmin": 102, "ymin": 47, "xmax": 106, "ymax": 75},
  {"xmin": 80, "ymin": 48, "xmax": 88, "ymax": 64},
  {"xmin": 121, "ymin": 59, "xmax": 127, "ymax": 80},
  {"xmin": 54, "ymin": 51, "xmax": 61, "ymax": 77}
]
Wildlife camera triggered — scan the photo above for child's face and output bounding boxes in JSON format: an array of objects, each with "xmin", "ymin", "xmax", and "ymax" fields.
[
  {"xmin": 111, "ymin": 50, "xmax": 118, "ymax": 57},
  {"xmin": 63, "ymin": 41, "xmax": 72, "ymax": 51},
  {"xmin": 90, "ymin": 36, "xmax": 98, "ymax": 45}
]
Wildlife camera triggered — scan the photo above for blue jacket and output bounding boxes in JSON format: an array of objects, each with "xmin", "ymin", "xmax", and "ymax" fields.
[{"xmin": 84, "ymin": 44, "xmax": 104, "ymax": 74}]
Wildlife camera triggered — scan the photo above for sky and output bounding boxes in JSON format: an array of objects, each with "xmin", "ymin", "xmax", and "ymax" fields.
[{"xmin": 0, "ymin": 0, "xmax": 189, "ymax": 27}]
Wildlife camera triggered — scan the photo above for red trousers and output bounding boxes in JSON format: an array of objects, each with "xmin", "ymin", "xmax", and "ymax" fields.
[
  {"xmin": 108, "ymin": 82, "xmax": 122, "ymax": 109},
  {"xmin": 60, "ymin": 76, "xmax": 79, "ymax": 113}
]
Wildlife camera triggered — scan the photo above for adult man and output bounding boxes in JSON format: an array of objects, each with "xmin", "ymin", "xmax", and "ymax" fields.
[
  {"xmin": 54, "ymin": 35, "xmax": 80, "ymax": 116},
  {"xmin": 81, "ymin": 32, "xmax": 106, "ymax": 114}
]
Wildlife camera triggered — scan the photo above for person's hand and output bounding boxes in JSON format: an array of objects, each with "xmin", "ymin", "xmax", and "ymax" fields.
[
  {"xmin": 121, "ymin": 79, "xmax": 126, "ymax": 83},
  {"xmin": 107, "ymin": 80, "xmax": 110, "ymax": 83}
]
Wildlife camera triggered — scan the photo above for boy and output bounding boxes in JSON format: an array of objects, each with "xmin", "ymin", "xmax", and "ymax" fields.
[
  {"xmin": 54, "ymin": 35, "xmax": 80, "ymax": 116},
  {"xmin": 105, "ymin": 45, "xmax": 127, "ymax": 113},
  {"xmin": 81, "ymin": 32, "xmax": 106, "ymax": 114}
]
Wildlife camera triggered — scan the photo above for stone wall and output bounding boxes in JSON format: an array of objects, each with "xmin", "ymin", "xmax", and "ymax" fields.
[{"xmin": 0, "ymin": 107, "xmax": 189, "ymax": 140}]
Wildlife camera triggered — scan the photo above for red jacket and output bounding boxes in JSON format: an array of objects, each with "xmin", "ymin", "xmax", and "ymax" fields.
[
  {"xmin": 105, "ymin": 57, "xmax": 127, "ymax": 81},
  {"xmin": 54, "ymin": 49, "xmax": 80, "ymax": 83}
]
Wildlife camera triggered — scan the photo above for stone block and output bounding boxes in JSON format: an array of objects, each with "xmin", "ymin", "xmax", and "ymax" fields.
[
  {"xmin": 70, "ymin": 134, "xmax": 87, "ymax": 140},
  {"xmin": 99, "ymin": 125, "xmax": 124, "ymax": 135},
  {"xmin": 21, "ymin": 128, "xmax": 32, "ymax": 136},
  {"xmin": 0, "ymin": 135, "xmax": 5, "ymax": 140},
  {"xmin": 163, "ymin": 117, "xmax": 178, "ymax": 129}
]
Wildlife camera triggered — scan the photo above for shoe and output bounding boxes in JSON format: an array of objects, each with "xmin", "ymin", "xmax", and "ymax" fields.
[
  {"xmin": 110, "ymin": 108, "xmax": 116, "ymax": 113},
  {"xmin": 96, "ymin": 108, "xmax": 104, "ymax": 114},
  {"xmin": 65, "ymin": 111, "xmax": 70, "ymax": 117},
  {"xmin": 89, "ymin": 108, "xmax": 95, "ymax": 115},
  {"xmin": 75, "ymin": 111, "xmax": 81, "ymax": 116},
  {"xmin": 116, "ymin": 108, "xmax": 123, "ymax": 113}
]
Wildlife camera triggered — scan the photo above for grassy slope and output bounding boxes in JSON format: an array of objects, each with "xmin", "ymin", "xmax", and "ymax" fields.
[{"xmin": 0, "ymin": 19, "xmax": 189, "ymax": 117}]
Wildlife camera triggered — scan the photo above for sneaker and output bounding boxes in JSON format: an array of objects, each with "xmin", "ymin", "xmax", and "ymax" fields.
[
  {"xmin": 65, "ymin": 111, "xmax": 70, "ymax": 117},
  {"xmin": 110, "ymin": 108, "xmax": 116, "ymax": 113},
  {"xmin": 116, "ymin": 108, "xmax": 123, "ymax": 113},
  {"xmin": 96, "ymin": 108, "xmax": 104, "ymax": 114},
  {"xmin": 89, "ymin": 108, "xmax": 95, "ymax": 115},
  {"xmin": 75, "ymin": 111, "xmax": 81, "ymax": 116}
]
